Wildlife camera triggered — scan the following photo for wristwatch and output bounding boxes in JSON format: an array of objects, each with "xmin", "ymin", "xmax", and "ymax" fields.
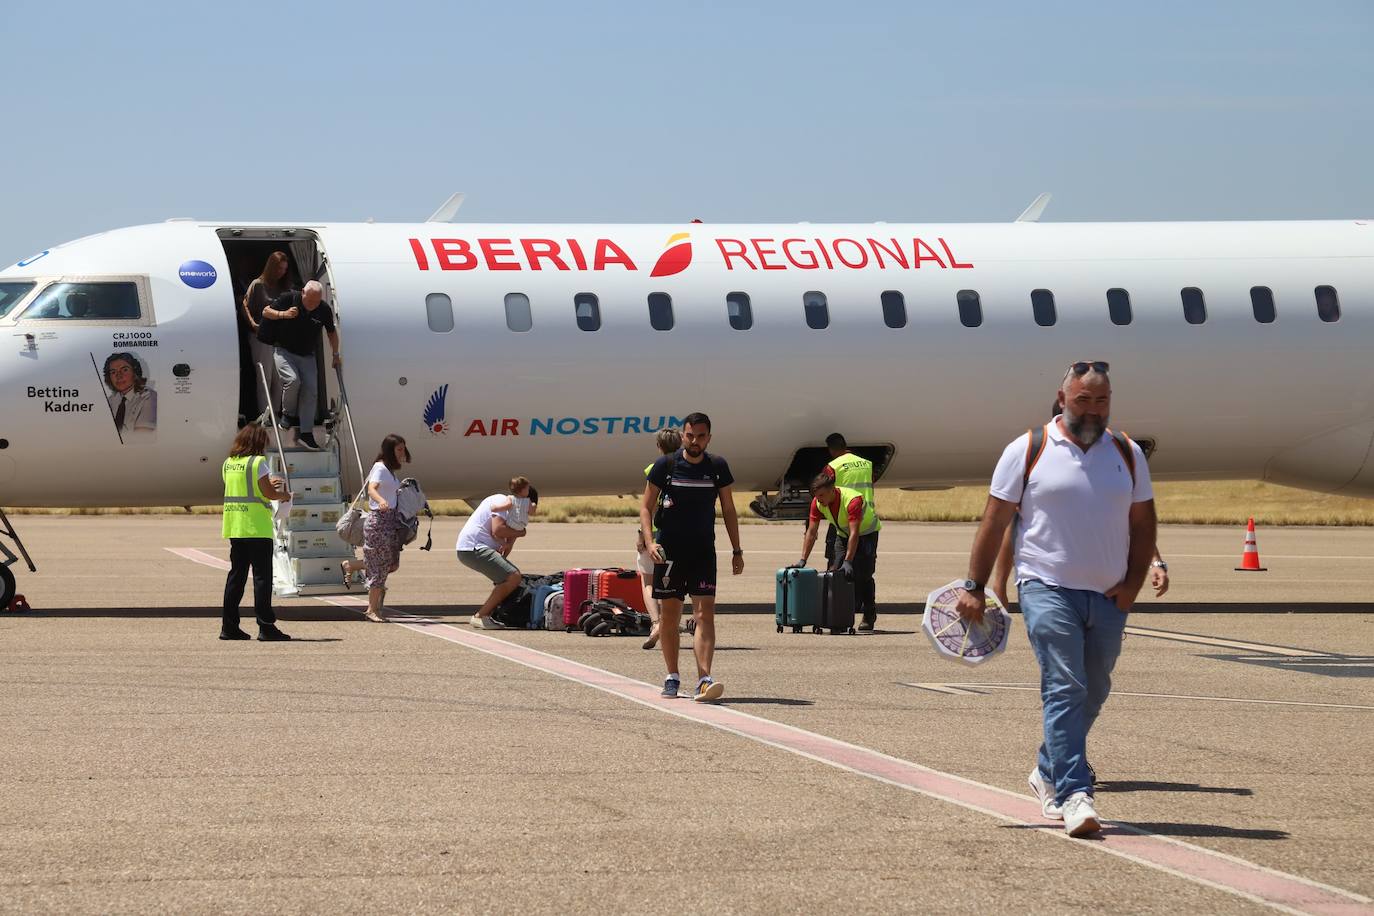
[
  {"xmin": 961, "ymin": 579, "xmax": 984, "ymax": 592},
  {"xmin": 732, "ymin": 549, "xmax": 743, "ymax": 556},
  {"xmin": 1151, "ymin": 560, "xmax": 1168, "ymax": 571}
]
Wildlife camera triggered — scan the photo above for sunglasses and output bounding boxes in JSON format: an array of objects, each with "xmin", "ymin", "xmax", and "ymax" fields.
[{"xmin": 1067, "ymin": 360, "xmax": 1109, "ymax": 376}]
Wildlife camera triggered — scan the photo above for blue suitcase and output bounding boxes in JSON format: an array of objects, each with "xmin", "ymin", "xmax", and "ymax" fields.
[
  {"xmin": 530, "ymin": 583, "xmax": 562, "ymax": 630},
  {"xmin": 775, "ymin": 567, "xmax": 822, "ymax": 633}
]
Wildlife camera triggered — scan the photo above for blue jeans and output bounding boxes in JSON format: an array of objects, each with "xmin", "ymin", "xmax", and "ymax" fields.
[{"xmin": 1018, "ymin": 579, "xmax": 1127, "ymax": 803}]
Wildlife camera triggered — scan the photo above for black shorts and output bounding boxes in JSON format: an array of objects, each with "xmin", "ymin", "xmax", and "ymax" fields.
[{"xmin": 651, "ymin": 549, "xmax": 717, "ymax": 600}]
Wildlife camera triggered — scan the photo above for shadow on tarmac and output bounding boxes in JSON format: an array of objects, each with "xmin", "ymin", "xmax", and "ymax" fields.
[
  {"xmin": 20, "ymin": 606, "xmax": 361, "ymax": 622},
  {"xmin": 1004, "ymin": 822, "xmax": 1289, "ymax": 841},
  {"xmin": 721, "ymin": 697, "xmax": 816, "ymax": 707},
  {"xmin": 1098, "ymin": 780, "xmax": 1255, "ymax": 797}
]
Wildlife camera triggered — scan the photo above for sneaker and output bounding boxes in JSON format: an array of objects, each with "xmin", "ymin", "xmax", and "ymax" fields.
[
  {"xmin": 857, "ymin": 620, "xmax": 875, "ymax": 632},
  {"xmin": 661, "ymin": 676, "xmax": 681, "ymax": 698},
  {"xmin": 1062, "ymin": 792, "xmax": 1101, "ymax": 837},
  {"xmin": 296, "ymin": 432, "xmax": 322, "ymax": 451},
  {"xmin": 694, "ymin": 676, "xmax": 725, "ymax": 703},
  {"xmin": 1087, "ymin": 760, "xmax": 1098, "ymax": 787},
  {"xmin": 219, "ymin": 628, "xmax": 251, "ymax": 641},
  {"xmin": 1028, "ymin": 768, "xmax": 1063, "ymax": 820},
  {"xmin": 470, "ymin": 614, "xmax": 504, "ymax": 629},
  {"xmin": 257, "ymin": 625, "xmax": 292, "ymax": 641}
]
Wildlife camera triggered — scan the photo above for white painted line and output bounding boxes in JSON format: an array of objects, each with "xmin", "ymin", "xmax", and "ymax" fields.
[
  {"xmin": 905, "ymin": 683, "xmax": 1374, "ymax": 712},
  {"xmin": 905, "ymin": 682, "xmax": 986, "ymax": 696},
  {"xmin": 1123, "ymin": 626, "xmax": 1329, "ymax": 658},
  {"xmin": 167, "ymin": 547, "xmax": 1374, "ymax": 916}
]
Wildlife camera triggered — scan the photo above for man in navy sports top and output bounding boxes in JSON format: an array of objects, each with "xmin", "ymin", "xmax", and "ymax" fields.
[{"xmin": 640, "ymin": 412, "xmax": 744, "ymax": 703}]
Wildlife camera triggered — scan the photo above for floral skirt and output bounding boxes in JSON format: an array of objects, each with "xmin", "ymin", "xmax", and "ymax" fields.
[{"xmin": 363, "ymin": 508, "xmax": 401, "ymax": 589}]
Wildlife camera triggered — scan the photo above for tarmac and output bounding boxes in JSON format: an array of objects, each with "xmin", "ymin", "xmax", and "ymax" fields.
[{"xmin": 2, "ymin": 516, "xmax": 1372, "ymax": 915}]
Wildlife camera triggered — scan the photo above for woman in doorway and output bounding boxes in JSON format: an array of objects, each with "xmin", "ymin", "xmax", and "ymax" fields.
[
  {"xmin": 344, "ymin": 434, "xmax": 411, "ymax": 622},
  {"xmin": 241, "ymin": 251, "xmax": 293, "ymax": 417}
]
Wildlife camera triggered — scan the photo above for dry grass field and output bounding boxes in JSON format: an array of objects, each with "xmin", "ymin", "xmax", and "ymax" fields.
[{"xmin": 21, "ymin": 481, "xmax": 1374, "ymax": 526}]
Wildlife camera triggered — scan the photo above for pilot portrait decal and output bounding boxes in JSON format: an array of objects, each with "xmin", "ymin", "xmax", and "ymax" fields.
[{"xmin": 92, "ymin": 351, "xmax": 157, "ymax": 443}]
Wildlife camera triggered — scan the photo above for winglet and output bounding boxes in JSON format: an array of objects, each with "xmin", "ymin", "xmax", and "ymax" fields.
[
  {"xmin": 426, "ymin": 192, "xmax": 466, "ymax": 223},
  {"xmin": 1015, "ymin": 192, "xmax": 1052, "ymax": 223}
]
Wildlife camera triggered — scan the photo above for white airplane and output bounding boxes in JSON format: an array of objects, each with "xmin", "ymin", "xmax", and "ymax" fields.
[{"xmin": 1, "ymin": 197, "xmax": 1371, "ymax": 600}]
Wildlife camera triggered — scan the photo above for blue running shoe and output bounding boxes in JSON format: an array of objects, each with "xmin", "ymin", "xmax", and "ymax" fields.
[{"xmin": 661, "ymin": 676, "xmax": 681, "ymax": 698}]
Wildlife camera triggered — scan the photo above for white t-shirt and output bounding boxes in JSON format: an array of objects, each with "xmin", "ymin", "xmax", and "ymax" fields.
[
  {"xmin": 456, "ymin": 494, "xmax": 513, "ymax": 552},
  {"xmin": 366, "ymin": 461, "xmax": 400, "ymax": 511},
  {"xmin": 989, "ymin": 420, "xmax": 1154, "ymax": 594},
  {"xmin": 505, "ymin": 496, "xmax": 531, "ymax": 531}
]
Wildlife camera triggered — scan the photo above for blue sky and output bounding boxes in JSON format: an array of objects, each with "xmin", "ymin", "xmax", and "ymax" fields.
[{"xmin": 2, "ymin": 0, "xmax": 1370, "ymax": 264}]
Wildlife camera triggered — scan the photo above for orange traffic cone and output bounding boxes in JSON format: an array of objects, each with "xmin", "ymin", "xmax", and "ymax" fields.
[{"xmin": 1234, "ymin": 517, "xmax": 1267, "ymax": 572}]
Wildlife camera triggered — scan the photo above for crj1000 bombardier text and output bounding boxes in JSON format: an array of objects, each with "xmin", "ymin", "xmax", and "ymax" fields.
[{"xmin": 0, "ymin": 199, "xmax": 1371, "ymax": 600}]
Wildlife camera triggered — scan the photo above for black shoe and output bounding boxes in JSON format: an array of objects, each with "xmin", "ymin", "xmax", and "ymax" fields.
[
  {"xmin": 219, "ymin": 628, "xmax": 251, "ymax": 640},
  {"xmin": 297, "ymin": 432, "xmax": 321, "ymax": 451},
  {"xmin": 857, "ymin": 620, "xmax": 876, "ymax": 631},
  {"xmin": 257, "ymin": 626, "xmax": 292, "ymax": 641}
]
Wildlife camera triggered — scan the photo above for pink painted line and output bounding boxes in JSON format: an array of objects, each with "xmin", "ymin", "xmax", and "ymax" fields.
[{"xmin": 168, "ymin": 548, "xmax": 1372, "ymax": 915}]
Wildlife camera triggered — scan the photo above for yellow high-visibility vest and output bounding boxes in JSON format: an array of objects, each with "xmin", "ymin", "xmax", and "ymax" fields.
[
  {"xmin": 816, "ymin": 486, "xmax": 881, "ymax": 538},
  {"xmin": 222, "ymin": 455, "xmax": 273, "ymax": 539},
  {"xmin": 828, "ymin": 452, "xmax": 875, "ymax": 511}
]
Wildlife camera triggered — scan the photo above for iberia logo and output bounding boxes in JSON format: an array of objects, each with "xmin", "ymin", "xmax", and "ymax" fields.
[
  {"xmin": 424, "ymin": 384, "xmax": 449, "ymax": 435},
  {"xmin": 649, "ymin": 232, "xmax": 693, "ymax": 278}
]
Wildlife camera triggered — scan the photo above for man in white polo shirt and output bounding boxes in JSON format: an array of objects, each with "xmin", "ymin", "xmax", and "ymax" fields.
[{"xmin": 956, "ymin": 362, "xmax": 1156, "ymax": 837}]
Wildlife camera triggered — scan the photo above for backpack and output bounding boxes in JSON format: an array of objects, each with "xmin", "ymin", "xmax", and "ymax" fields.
[
  {"xmin": 491, "ymin": 572, "xmax": 565, "ymax": 630},
  {"xmin": 394, "ymin": 477, "xmax": 433, "ymax": 550},
  {"xmin": 1021, "ymin": 423, "xmax": 1136, "ymax": 501},
  {"xmin": 576, "ymin": 598, "xmax": 652, "ymax": 637}
]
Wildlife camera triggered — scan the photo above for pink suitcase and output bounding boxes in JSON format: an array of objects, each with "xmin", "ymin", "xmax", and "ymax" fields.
[{"xmin": 561, "ymin": 569, "xmax": 600, "ymax": 630}]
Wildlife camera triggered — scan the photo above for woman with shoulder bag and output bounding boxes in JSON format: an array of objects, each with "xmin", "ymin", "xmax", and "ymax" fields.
[{"xmin": 342, "ymin": 434, "xmax": 411, "ymax": 622}]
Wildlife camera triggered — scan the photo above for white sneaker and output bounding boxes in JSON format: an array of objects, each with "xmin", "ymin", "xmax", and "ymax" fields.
[
  {"xmin": 1028, "ymin": 769, "xmax": 1063, "ymax": 820},
  {"xmin": 471, "ymin": 615, "xmax": 504, "ymax": 629},
  {"xmin": 1062, "ymin": 792, "xmax": 1101, "ymax": 837}
]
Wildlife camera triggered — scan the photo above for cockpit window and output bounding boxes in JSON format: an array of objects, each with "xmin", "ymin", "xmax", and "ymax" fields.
[
  {"xmin": 0, "ymin": 282, "xmax": 35, "ymax": 318},
  {"xmin": 18, "ymin": 282, "xmax": 142, "ymax": 321}
]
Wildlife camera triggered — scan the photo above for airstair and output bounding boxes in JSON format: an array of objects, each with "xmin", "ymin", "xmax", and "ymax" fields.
[{"xmin": 257, "ymin": 366, "xmax": 365, "ymax": 598}]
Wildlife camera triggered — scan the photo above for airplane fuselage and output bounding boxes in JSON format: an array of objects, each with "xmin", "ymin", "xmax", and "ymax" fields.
[{"xmin": 1, "ymin": 218, "xmax": 1371, "ymax": 507}]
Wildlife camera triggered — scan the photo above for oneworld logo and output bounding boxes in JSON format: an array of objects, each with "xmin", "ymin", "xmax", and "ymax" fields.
[{"xmin": 178, "ymin": 260, "xmax": 217, "ymax": 289}]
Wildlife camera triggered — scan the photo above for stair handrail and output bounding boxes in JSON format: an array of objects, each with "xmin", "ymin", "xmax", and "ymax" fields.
[
  {"xmin": 256, "ymin": 363, "xmax": 292, "ymax": 500},
  {"xmin": 333, "ymin": 364, "xmax": 366, "ymax": 493}
]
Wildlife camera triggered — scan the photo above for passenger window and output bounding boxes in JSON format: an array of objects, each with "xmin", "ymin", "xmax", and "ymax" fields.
[
  {"xmin": 880, "ymin": 290, "xmax": 907, "ymax": 329},
  {"xmin": 19, "ymin": 281, "xmax": 141, "ymax": 320},
  {"xmin": 1315, "ymin": 285, "xmax": 1341, "ymax": 322},
  {"xmin": 956, "ymin": 290, "xmax": 982, "ymax": 328},
  {"xmin": 1031, "ymin": 289, "xmax": 1056, "ymax": 327},
  {"xmin": 1181, "ymin": 287, "xmax": 1207, "ymax": 325},
  {"xmin": 0, "ymin": 281, "xmax": 35, "ymax": 318},
  {"xmin": 803, "ymin": 291, "xmax": 829, "ymax": 329},
  {"xmin": 726, "ymin": 292, "xmax": 753, "ymax": 330},
  {"xmin": 647, "ymin": 292, "xmax": 674, "ymax": 331},
  {"xmin": 425, "ymin": 293, "xmax": 454, "ymax": 332},
  {"xmin": 1250, "ymin": 287, "xmax": 1276, "ymax": 324},
  {"xmin": 504, "ymin": 293, "xmax": 532, "ymax": 332},
  {"xmin": 1107, "ymin": 288, "xmax": 1132, "ymax": 326},
  {"xmin": 574, "ymin": 292, "xmax": 600, "ymax": 331}
]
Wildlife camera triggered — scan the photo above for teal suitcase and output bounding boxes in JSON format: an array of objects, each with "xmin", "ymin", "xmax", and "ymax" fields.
[{"xmin": 775, "ymin": 567, "xmax": 822, "ymax": 633}]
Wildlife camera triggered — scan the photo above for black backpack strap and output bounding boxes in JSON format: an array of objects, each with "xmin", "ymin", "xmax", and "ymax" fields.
[
  {"xmin": 1021, "ymin": 424, "xmax": 1049, "ymax": 502},
  {"xmin": 1108, "ymin": 429, "xmax": 1137, "ymax": 486}
]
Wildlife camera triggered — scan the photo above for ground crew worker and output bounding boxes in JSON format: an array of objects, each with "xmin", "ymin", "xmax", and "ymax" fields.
[
  {"xmin": 220, "ymin": 422, "xmax": 292, "ymax": 641},
  {"xmin": 799, "ymin": 474, "xmax": 882, "ymax": 629},
  {"xmin": 820, "ymin": 433, "xmax": 875, "ymax": 566}
]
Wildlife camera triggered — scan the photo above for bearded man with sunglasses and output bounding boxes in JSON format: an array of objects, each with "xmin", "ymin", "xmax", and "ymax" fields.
[{"xmin": 955, "ymin": 362, "xmax": 1156, "ymax": 838}]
